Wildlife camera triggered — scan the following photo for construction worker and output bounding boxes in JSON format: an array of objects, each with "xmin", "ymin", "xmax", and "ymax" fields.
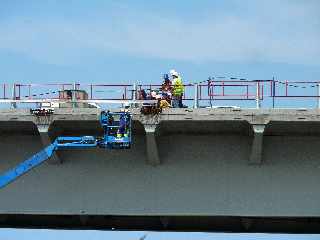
[
  {"xmin": 117, "ymin": 113, "xmax": 127, "ymax": 138},
  {"xmin": 107, "ymin": 111, "xmax": 117, "ymax": 136},
  {"xmin": 170, "ymin": 69, "xmax": 184, "ymax": 108},
  {"xmin": 161, "ymin": 74, "xmax": 172, "ymax": 102},
  {"xmin": 124, "ymin": 112, "xmax": 130, "ymax": 137}
]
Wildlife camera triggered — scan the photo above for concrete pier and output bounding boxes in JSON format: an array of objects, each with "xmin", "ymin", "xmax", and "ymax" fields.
[
  {"xmin": 249, "ymin": 124, "xmax": 265, "ymax": 164},
  {"xmin": 0, "ymin": 108, "xmax": 320, "ymax": 232}
]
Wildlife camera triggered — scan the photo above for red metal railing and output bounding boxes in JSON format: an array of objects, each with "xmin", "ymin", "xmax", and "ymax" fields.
[
  {"xmin": 272, "ymin": 81, "xmax": 320, "ymax": 97},
  {"xmin": 1, "ymin": 80, "xmax": 320, "ymax": 108},
  {"xmin": 13, "ymin": 83, "xmax": 74, "ymax": 100},
  {"xmin": 84, "ymin": 84, "xmax": 133, "ymax": 100},
  {"xmin": 204, "ymin": 80, "xmax": 263, "ymax": 100}
]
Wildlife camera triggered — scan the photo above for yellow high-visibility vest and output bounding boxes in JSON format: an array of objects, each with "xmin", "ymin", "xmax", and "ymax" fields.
[{"xmin": 173, "ymin": 77, "xmax": 184, "ymax": 96}]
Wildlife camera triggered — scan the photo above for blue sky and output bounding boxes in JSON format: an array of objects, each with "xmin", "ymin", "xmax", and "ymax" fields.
[
  {"xmin": 0, "ymin": 0, "xmax": 320, "ymax": 238},
  {"xmin": 0, "ymin": 0, "xmax": 319, "ymax": 84}
]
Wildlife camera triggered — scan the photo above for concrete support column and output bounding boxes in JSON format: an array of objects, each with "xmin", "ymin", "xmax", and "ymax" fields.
[
  {"xmin": 37, "ymin": 124, "xmax": 61, "ymax": 164},
  {"xmin": 249, "ymin": 124, "xmax": 265, "ymax": 165},
  {"xmin": 144, "ymin": 124, "xmax": 160, "ymax": 166}
]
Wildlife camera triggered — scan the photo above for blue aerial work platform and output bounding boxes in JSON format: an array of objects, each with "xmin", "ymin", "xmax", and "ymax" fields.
[{"xmin": 0, "ymin": 110, "xmax": 132, "ymax": 188}]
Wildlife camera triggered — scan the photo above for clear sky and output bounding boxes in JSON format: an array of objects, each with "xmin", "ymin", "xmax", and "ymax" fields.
[
  {"xmin": 0, "ymin": 0, "xmax": 319, "ymax": 84},
  {"xmin": 0, "ymin": 0, "xmax": 320, "ymax": 238}
]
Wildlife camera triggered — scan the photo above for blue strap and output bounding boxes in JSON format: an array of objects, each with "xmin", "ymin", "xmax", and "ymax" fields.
[{"xmin": 0, "ymin": 143, "xmax": 56, "ymax": 188}]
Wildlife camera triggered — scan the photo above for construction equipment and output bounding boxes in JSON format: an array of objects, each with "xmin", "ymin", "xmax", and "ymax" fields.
[
  {"xmin": 140, "ymin": 101, "xmax": 162, "ymax": 115},
  {"xmin": 30, "ymin": 107, "xmax": 54, "ymax": 116},
  {"xmin": 0, "ymin": 110, "xmax": 132, "ymax": 189}
]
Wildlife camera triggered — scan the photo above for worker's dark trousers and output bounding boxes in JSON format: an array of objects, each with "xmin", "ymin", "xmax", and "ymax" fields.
[
  {"xmin": 172, "ymin": 96, "xmax": 180, "ymax": 108},
  {"xmin": 178, "ymin": 94, "xmax": 183, "ymax": 108}
]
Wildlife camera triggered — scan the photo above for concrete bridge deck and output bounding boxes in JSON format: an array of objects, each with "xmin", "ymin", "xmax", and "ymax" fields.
[{"xmin": 0, "ymin": 108, "xmax": 320, "ymax": 232}]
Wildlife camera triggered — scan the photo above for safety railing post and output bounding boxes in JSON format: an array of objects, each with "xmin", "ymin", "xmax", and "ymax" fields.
[
  {"xmin": 11, "ymin": 83, "xmax": 17, "ymax": 109},
  {"xmin": 3, "ymin": 83, "xmax": 6, "ymax": 100},
  {"xmin": 318, "ymin": 83, "xmax": 320, "ymax": 109},
  {"xmin": 272, "ymin": 77, "xmax": 276, "ymax": 108},
  {"xmin": 28, "ymin": 84, "xmax": 31, "ymax": 99},
  {"xmin": 133, "ymin": 83, "xmax": 137, "ymax": 101},
  {"xmin": 255, "ymin": 81, "xmax": 260, "ymax": 109},
  {"xmin": 194, "ymin": 83, "xmax": 198, "ymax": 108},
  {"xmin": 130, "ymin": 83, "xmax": 137, "ymax": 108},
  {"xmin": 72, "ymin": 82, "xmax": 77, "ymax": 108}
]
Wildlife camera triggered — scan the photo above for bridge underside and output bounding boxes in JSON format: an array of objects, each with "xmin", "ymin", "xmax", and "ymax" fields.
[{"xmin": 0, "ymin": 110, "xmax": 320, "ymax": 233}]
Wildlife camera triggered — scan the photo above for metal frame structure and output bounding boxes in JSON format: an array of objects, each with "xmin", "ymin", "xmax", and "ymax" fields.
[{"xmin": 1, "ymin": 80, "xmax": 320, "ymax": 109}]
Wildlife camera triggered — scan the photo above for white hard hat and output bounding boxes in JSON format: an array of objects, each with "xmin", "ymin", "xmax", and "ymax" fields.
[{"xmin": 170, "ymin": 69, "xmax": 179, "ymax": 77}]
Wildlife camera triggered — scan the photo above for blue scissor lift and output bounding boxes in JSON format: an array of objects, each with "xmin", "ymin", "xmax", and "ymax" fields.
[{"xmin": 0, "ymin": 110, "xmax": 132, "ymax": 188}]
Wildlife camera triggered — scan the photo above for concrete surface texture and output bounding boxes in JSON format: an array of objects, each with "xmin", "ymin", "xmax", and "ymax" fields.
[{"xmin": 0, "ymin": 108, "xmax": 319, "ymax": 219}]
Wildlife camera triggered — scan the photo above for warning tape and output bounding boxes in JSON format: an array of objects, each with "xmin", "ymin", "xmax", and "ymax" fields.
[
  {"xmin": 274, "ymin": 80, "xmax": 318, "ymax": 89},
  {"xmin": 192, "ymin": 76, "xmax": 247, "ymax": 85},
  {"xmin": 23, "ymin": 90, "xmax": 59, "ymax": 98}
]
